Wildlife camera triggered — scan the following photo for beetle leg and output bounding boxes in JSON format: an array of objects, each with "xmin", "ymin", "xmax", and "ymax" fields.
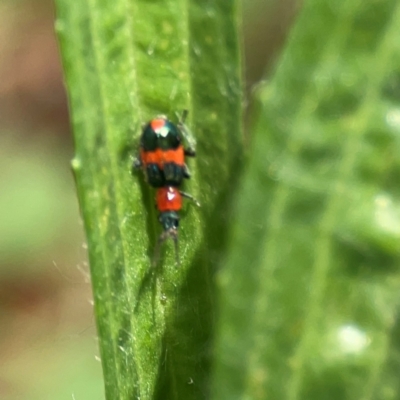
[
  {"xmin": 184, "ymin": 148, "xmax": 196, "ymax": 157},
  {"xmin": 133, "ymin": 157, "xmax": 142, "ymax": 170},
  {"xmin": 179, "ymin": 191, "xmax": 200, "ymax": 207},
  {"xmin": 183, "ymin": 164, "xmax": 191, "ymax": 179},
  {"xmin": 177, "ymin": 110, "xmax": 197, "ymax": 154}
]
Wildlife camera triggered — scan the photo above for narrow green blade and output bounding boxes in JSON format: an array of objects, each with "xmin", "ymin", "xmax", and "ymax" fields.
[
  {"xmin": 55, "ymin": 0, "xmax": 243, "ymax": 399},
  {"xmin": 213, "ymin": 0, "xmax": 400, "ymax": 399}
]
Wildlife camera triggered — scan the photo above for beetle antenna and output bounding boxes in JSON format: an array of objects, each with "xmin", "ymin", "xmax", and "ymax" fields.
[
  {"xmin": 152, "ymin": 229, "xmax": 180, "ymax": 267},
  {"xmin": 172, "ymin": 231, "xmax": 180, "ymax": 266},
  {"xmin": 180, "ymin": 109, "xmax": 189, "ymax": 124},
  {"xmin": 152, "ymin": 231, "xmax": 167, "ymax": 267}
]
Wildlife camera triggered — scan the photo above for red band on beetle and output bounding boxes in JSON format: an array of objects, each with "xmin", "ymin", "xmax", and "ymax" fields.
[{"xmin": 150, "ymin": 118, "xmax": 165, "ymax": 131}]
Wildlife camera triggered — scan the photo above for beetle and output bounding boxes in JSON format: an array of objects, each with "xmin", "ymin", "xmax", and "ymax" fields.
[
  {"xmin": 134, "ymin": 111, "xmax": 198, "ymax": 265},
  {"xmin": 134, "ymin": 110, "xmax": 195, "ymax": 188}
]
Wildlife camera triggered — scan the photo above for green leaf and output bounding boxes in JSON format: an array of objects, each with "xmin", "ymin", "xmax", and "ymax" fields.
[
  {"xmin": 213, "ymin": 0, "xmax": 400, "ymax": 399},
  {"xmin": 55, "ymin": 0, "xmax": 242, "ymax": 399}
]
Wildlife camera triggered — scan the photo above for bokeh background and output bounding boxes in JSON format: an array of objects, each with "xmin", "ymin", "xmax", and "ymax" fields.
[{"xmin": 0, "ymin": 0, "xmax": 296, "ymax": 398}]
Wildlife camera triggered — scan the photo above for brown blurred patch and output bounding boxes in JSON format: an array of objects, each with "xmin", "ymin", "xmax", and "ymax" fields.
[
  {"xmin": 243, "ymin": 0, "xmax": 302, "ymax": 136},
  {"xmin": 0, "ymin": 0, "xmax": 70, "ymax": 135},
  {"xmin": 244, "ymin": 0, "xmax": 302, "ymax": 91}
]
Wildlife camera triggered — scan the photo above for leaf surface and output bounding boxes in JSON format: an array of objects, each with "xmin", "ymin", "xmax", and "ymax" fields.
[
  {"xmin": 55, "ymin": 0, "xmax": 243, "ymax": 399},
  {"xmin": 213, "ymin": 1, "xmax": 400, "ymax": 399}
]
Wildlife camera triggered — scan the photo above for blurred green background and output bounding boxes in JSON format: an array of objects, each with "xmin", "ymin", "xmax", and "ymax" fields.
[
  {"xmin": 0, "ymin": 0, "xmax": 105, "ymax": 398},
  {"xmin": 0, "ymin": 0, "xmax": 298, "ymax": 398}
]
